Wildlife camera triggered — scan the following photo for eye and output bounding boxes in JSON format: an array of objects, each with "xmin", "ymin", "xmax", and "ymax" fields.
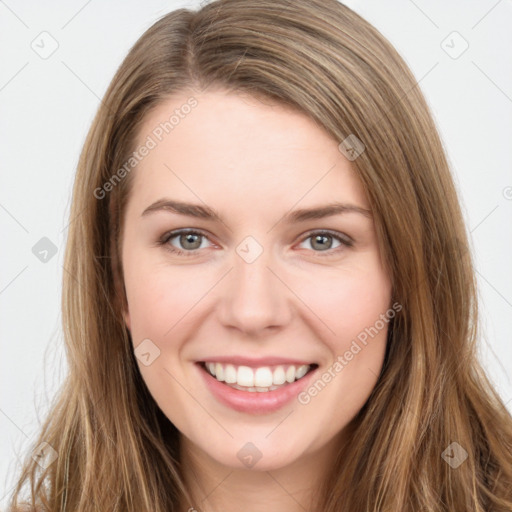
[
  {"xmin": 297, "ymin": 230, "xmax": 353, "ymax": 256},
  {"xmin": 159, "ymin": 229, "xmax": 213, "ymax": 257}
]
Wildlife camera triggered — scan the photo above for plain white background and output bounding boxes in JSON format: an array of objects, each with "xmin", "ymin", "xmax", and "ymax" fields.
[{"xmin": 1, "ymin": 0, "xmax": 511, "ymax": 506}]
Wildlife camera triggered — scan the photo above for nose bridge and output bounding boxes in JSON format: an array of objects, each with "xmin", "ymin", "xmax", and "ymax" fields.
[{"xmin": 217, "ymin": 235, "xmax": 290, "ymax": 334}]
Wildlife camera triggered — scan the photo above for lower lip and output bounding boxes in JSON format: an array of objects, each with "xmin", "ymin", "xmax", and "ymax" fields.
[{"xmin": 196, "ymin": 363, "xmax": 318, "ymax": 414}]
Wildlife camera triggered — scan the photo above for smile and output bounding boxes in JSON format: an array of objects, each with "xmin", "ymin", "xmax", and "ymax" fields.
[
  {"xmin": 201, "ymin": 361, "xmax": 316, "ymax": 391},
  {"xmin": 197, "ymin": 360, "xmax": 319, "ymax": 414}
]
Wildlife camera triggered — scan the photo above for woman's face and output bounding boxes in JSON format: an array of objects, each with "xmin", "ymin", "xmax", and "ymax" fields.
[{"xmin": 121, "ymin": 89, "xmax": 392, "ymax": 471}]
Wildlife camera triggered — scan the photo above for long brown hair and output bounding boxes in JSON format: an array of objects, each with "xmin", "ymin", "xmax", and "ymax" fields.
[{"xmin": 8, "ymin": 0, "xmax": 512, "ymax": 510}]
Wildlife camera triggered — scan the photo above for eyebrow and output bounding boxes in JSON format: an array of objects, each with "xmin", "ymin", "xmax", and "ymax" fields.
[{"xmin": 141, "ymin": 198, "xmax": 372, "ymax": 223}]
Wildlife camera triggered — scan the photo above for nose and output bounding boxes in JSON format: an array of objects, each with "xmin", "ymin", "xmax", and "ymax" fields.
[{"xmin": 216, "ymin": 245, "xmax": 292, "ymax": 336}]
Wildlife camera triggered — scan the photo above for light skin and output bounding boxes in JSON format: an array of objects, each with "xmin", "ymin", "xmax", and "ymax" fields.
[{"xmin": 121, "ymin": 89, "xmax": 392, "ymax": 511}]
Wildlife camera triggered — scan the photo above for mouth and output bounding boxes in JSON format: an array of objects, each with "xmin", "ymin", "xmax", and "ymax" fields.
[{"xmin": 198, "ymin": 361, "xmax": 319, "ymax": 393}]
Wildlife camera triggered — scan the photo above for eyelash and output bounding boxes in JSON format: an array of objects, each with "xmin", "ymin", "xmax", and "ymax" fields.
[{"xmin": 157, "ymin": 228, "xmax": 354, "ymax": 258}]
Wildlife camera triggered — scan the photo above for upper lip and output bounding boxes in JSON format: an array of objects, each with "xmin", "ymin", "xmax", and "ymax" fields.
[{"xmin": 197, "ymin": 356, "xmax": 317, "ymax": 368}]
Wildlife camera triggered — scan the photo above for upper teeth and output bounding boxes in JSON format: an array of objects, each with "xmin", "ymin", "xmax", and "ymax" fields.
[{"xmin": 205, "ymin": 362, "xmax": 311, "ymax": 388}]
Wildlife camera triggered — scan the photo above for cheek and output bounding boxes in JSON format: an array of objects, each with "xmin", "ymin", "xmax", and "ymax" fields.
[
  {"xmin": 296, "ymin": 267, "xmax": 391, "ymax": 423},
  {"xmin": 305, "ymin": 264, "xmax": 392, "ymax": 344},
  {"xmin": 124, "ymin": 266, "xmax": 201, "ymax": 340}
]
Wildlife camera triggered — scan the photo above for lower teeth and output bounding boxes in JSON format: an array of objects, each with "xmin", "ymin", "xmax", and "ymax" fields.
[{"xmin": 224, "ymin": 382, "xmax": 287, "ymax": 392}]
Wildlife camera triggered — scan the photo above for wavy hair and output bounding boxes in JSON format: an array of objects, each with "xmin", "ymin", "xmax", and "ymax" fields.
[{"xmin": 8, "ymin": 0, "xmax": 512, "ymax": 510}]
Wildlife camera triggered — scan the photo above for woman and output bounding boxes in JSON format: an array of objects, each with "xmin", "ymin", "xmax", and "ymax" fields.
[{"xmin": 8, "ymin": 0, "xmax": 512, "ymax": 510}]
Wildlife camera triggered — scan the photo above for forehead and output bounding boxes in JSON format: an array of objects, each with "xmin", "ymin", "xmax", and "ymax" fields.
[{"xmin": 128, "ymin": 89, "xmax": 369, "ymax": 214}]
